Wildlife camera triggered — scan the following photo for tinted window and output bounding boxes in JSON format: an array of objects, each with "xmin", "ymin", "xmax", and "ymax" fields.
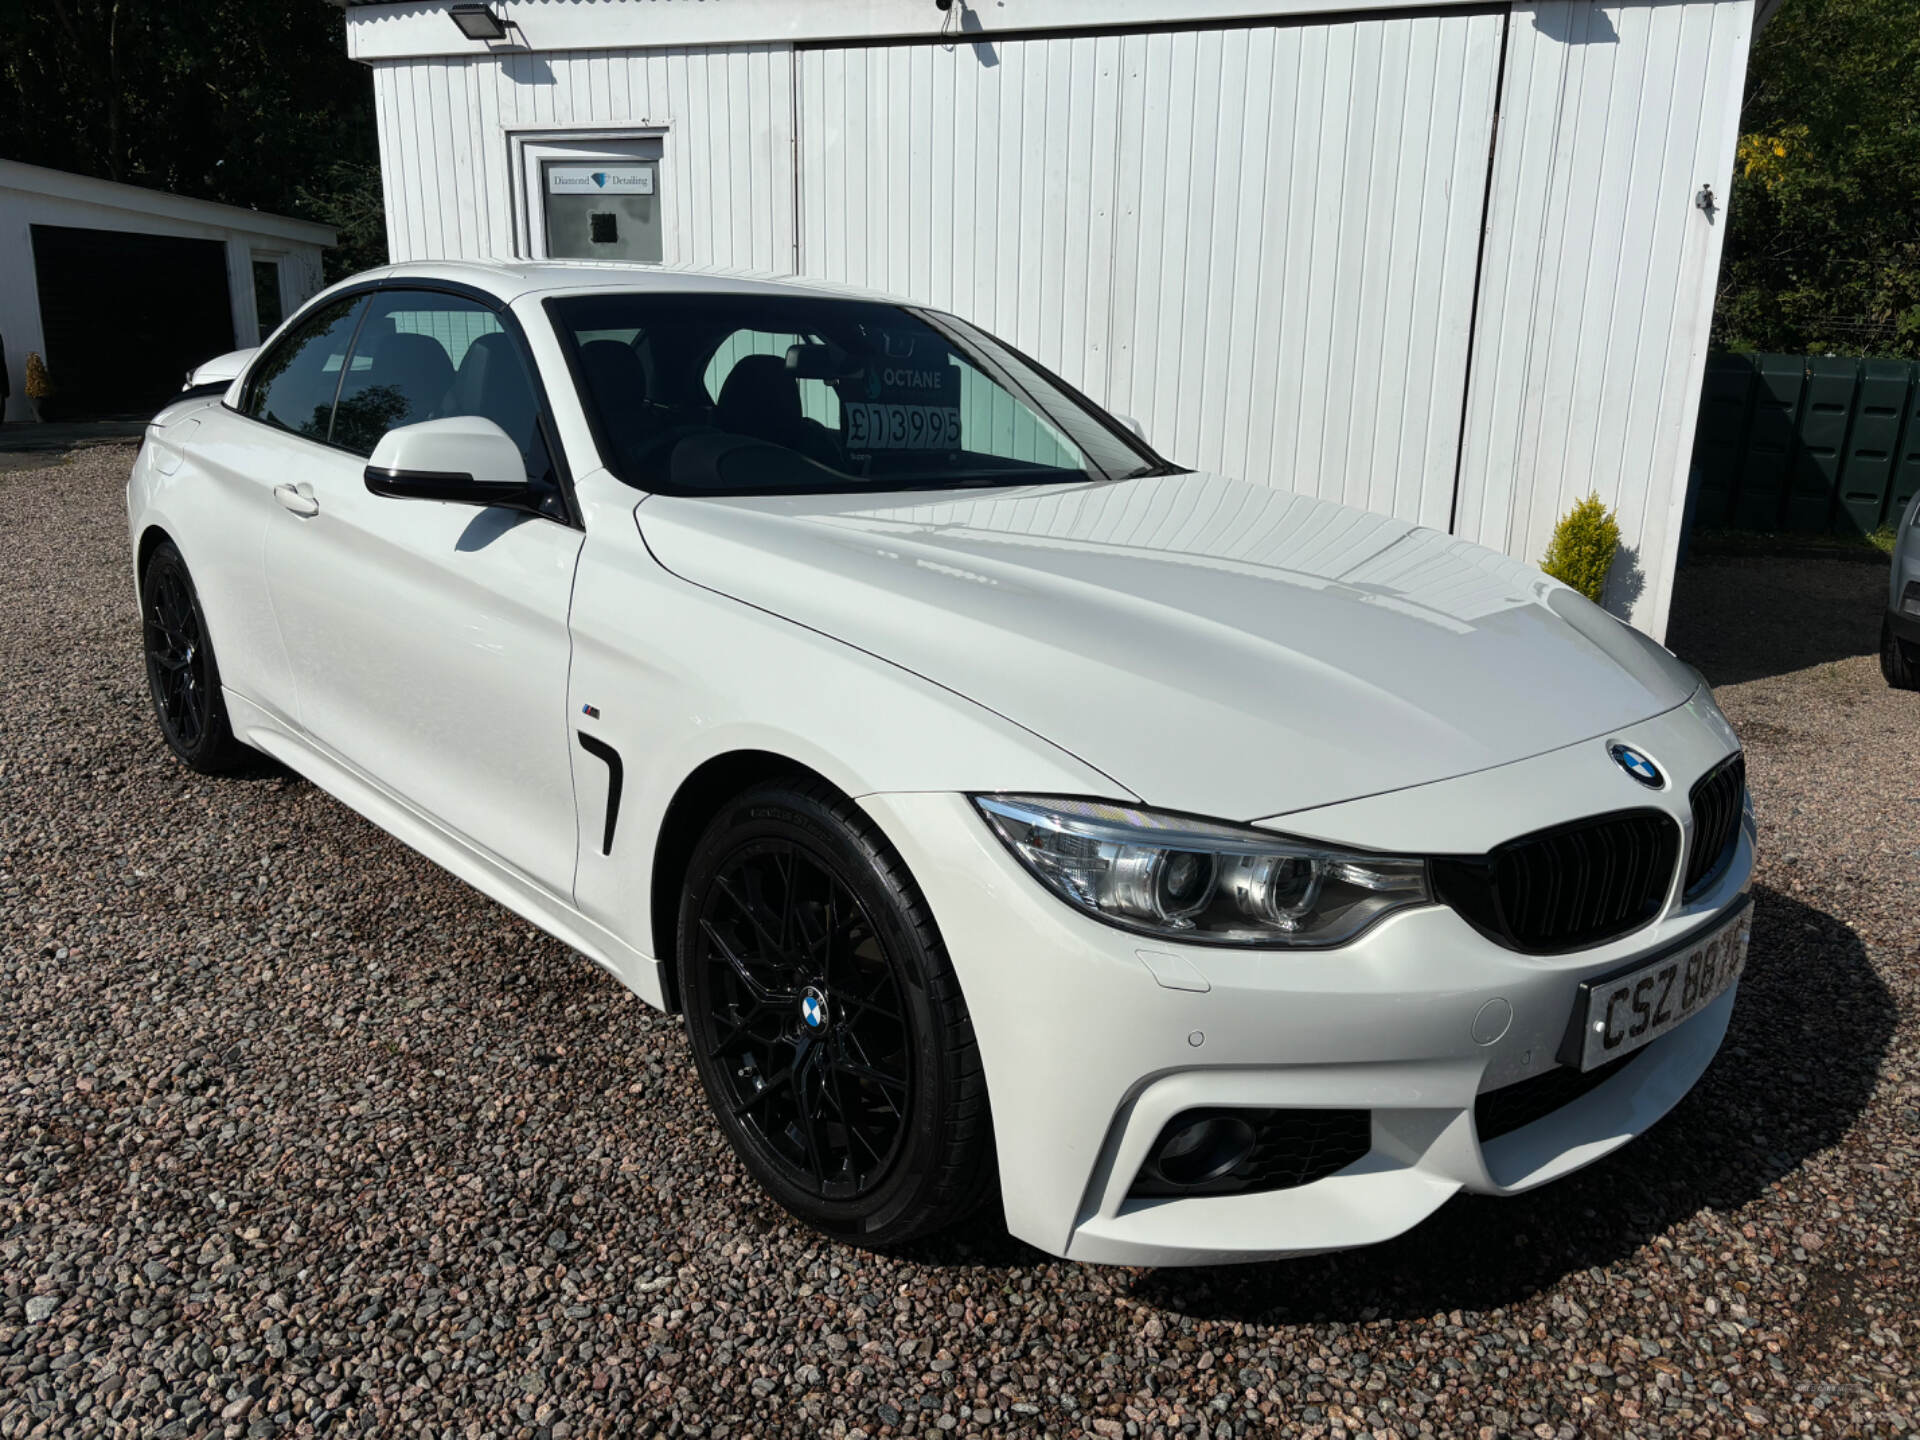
[
  {"xmin": 332, "ymin": 291, "xmax": 552, "ymax": 483},
  {"xmin": 244, "ymin": 296, "xmax": 366, "ymax": 442},
  {"xmin": 548, "ymin": 293, "xmax": 1165, "ymax": 495}
]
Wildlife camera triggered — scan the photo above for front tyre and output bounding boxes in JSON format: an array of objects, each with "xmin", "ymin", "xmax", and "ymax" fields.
[
  {"xmin": 141, "ymin": 540, "xmax": 251, "ymax": 773},
  {"xmin": 1883, "ymin": 614, "xmax": 1919, "ymax": 691},
  {"xmin": 676, "ymin": 778, "xmax": 994, "ymax": 1247}
]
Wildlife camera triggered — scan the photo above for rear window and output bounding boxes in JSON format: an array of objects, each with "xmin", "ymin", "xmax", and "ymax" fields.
[{"xmin": 546, "ymin": 292, "xmax": 1164, "ymax": 496}]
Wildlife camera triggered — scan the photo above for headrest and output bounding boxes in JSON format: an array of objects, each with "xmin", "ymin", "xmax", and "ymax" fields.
[
  {"xmin": 578, "ymin": 339, "xmax": 650, "ymax": 405},
  {"xmin": 359, "ymin": 331, "xmax": 455, "ymax": 405},
  {"xmin": 715, "ymin": 354, "xmax": 801, "ymax": 430}
]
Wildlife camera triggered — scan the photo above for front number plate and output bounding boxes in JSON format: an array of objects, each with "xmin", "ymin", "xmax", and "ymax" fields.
[{"xmin": 1568, "ymin": 900, "xmax": 1751, "ymax": 1072}]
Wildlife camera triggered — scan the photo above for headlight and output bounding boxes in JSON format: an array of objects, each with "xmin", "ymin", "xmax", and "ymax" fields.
[{"xmin": 972, "ymin": 796, "xmax": 1431, "ymax": 947}]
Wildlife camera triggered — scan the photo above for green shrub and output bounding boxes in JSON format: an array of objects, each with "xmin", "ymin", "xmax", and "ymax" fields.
[{"xmin": 1541, "ymin": 492, "xmax": 1621, "ymax": 603}]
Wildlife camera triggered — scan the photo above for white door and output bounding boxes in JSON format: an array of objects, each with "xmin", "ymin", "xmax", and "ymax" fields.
[
  {"xmin": 795, "ymin": 14, "xmax": 1505, "ymax": 526},
  {"xmin": 184, "ymin": 292, "xmax": 373, "ymax": 721},
  {"xmin": 262, "ymin": 285, "xmax": 584, "ymax": 895}
]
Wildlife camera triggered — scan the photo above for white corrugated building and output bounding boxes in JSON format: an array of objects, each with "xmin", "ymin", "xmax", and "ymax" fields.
[{"xmin": 337, "ymin": 0, "xmax": 1754, "ymax": 638}]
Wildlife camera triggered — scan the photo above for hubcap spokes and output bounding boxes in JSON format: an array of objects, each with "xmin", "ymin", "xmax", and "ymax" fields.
[
  {"xmin": 697, "ymin": 841, "xmax": 912, "ymax": 1199},
  {"xmin": 145, "ymin": 569, "xmax": 207, "ymax": 748}
]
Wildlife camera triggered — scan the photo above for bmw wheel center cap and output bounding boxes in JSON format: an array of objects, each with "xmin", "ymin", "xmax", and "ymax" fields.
[
  {"xmin": 1608, "ymin": 742, "xmax": 1664, "ymax": 788},
  {"xmin": 800, "ymin": 987, "xmax": 829, "ymax": 1030}
]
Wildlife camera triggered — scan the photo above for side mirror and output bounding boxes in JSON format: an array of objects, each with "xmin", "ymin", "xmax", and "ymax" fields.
[
  {"xmin": 363, "ymin": 416, "xmax": 536, "ymax": 510},
  {"xmin": 1114, "ymin": 413, "xmax": 1149, "ymax": 444}
]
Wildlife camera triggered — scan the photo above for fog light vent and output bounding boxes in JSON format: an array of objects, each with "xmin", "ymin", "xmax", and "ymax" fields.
[
  {"xmin": 1129, "ymin": 1107, "xmax": 1370, "ymax": 1198},
  {"xmin": 1902, "ymin": 581, "xmax": 1920, "ymax": 618}
]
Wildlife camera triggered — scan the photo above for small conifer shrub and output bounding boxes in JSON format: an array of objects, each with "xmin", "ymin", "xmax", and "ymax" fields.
[
  {"xmin": 24, "ymin": 351, "xmax": 52, "ymax": 400},
  {"xmin": 1541, "ymin": 492, "xmax": 1620, "ymax": 603}
]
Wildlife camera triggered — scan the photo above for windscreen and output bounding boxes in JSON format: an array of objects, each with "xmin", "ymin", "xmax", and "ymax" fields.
[{"xmin": 545, "ymin": 292, "xmax": 1167, "ymax": 495}]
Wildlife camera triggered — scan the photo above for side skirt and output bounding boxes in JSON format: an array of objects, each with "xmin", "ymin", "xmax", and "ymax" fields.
[{"xmin": 225, "ymin": 690, "xmax": 668, "ymax": 1010}]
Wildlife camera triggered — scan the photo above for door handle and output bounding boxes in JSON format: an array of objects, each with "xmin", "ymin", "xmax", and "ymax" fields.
[{"xmin": 274, "ymin": 483, "xmax": 319, "ymax": 518}]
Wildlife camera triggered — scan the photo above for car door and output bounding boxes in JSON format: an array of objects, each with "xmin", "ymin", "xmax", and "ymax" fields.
[
  {"xmin": 176, "ymin": 293, "xmax": 370, "ymax": 724},
  {"xmin": 263, "ymin": 285, "xmax": 584, "ymax": 896}
]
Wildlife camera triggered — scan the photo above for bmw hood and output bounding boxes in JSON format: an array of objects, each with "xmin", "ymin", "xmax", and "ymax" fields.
[{"xmin": 636, "ymin": 472, "xmax": 1699, "ymax": 820}]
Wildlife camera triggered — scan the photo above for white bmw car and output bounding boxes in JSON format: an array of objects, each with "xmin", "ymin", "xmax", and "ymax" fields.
[{"xmin": 129, "ymin": 261, "xmax": 1754, "ymax": 1266}]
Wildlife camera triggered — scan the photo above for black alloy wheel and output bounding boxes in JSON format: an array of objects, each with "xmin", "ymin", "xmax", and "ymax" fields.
[
  {"xmin": 141, "ymin": 541, "xmax": 249, "ymax": 773},
  {"xmin": 677, "ymin": 778, "xmax": 994, "ymax": 1246}
]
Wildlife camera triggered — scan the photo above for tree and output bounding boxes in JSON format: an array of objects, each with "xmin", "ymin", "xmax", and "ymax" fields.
[
  {"xmin": 0, "ymin": 0, "xmax": 385, "ymax": 278},
  {"xmin": 1713, "ymin": 0, "xmax": 1920, "ymax": 357}
]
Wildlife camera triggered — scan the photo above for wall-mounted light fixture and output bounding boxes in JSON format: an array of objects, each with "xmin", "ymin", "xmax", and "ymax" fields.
[{"xmin": 448, "ymin": 4, "xmax": 509, "ymax": 41}]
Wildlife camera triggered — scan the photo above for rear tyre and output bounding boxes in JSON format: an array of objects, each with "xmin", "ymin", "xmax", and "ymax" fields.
[
  {"xmin": 676, "ymin": 777, "xmax": 995, "ymax": 1248},
  {"xmin": 1883, "ymin": 615, "xmax": 1920, "ymax": 691},
  {"xmin": 141, "ymin": 541, "xmax": 251, "ymax": 773}
]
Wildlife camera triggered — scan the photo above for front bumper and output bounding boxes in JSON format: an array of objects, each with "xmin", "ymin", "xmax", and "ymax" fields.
[{"xmin": 861, "ymin": 693, "xmax": 1754, "ymax": 1266}]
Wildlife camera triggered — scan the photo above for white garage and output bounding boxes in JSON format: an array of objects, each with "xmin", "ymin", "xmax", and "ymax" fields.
[
  {"xmin": 0, "ymin": 161, "xmax": 334, "ymax": 422},
  {"xmin": 338, "ymin": 0, "xmax": 1753, "ymax": 638}
]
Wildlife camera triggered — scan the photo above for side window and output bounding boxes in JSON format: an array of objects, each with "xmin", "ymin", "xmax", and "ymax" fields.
[
  {"xmin": 953, "ymin": 360, "xmax": 1078, "ymax": 468},
  {"xmin": 332, "ymin": 290, "xmax": 552, "ymax": 483},
  {"xmin": 243, "ymin": 296, "xmax": 366, "ymax": 442},
  {"xmin": 704, "ymin": 330, "xmax": 841, "ymax": 430}
]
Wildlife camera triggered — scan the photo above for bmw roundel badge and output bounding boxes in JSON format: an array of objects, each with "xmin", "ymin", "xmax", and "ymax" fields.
[
  {"xmin": 800, "ymin": 988, "xmax": 828, "ymax": 1030},
  {"xmin": 1608, "ymin": 742, "xmax": 1664, "ymax": 788}
]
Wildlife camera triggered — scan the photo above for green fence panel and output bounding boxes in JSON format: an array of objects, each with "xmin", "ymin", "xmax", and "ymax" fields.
[
  {"xmin": 1693, "ymin": 353, "xmax": 1754, "ymax": 528},
  {"xmin": 1689, "ymin": 351, "xmax": 1920, "ymax": 536},
  {"xmin": 1839, "ymin": 359, "xmax": 1914, "ymax": 534},
  {"xmin": 1895, "ymin": 370, "xmax": 1920, "ymax": 524},
  {"xmin": 1787, "ymin": 355, "xmax": 1860, "ymax": 532},
  {"xmin": 1735, "ymin": 354, "xmax": 1806, "ymax": 529}
]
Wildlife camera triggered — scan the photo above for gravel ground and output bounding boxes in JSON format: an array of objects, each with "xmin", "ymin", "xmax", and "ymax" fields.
[{"xmin": 3, "ymin": 444, "xmax": 1915, "ymax": 1440}]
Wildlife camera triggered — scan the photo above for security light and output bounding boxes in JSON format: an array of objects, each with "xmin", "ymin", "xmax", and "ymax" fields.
[{"xmin": 448, "ymin": 4, "xmax": 508, "ymax": 41}]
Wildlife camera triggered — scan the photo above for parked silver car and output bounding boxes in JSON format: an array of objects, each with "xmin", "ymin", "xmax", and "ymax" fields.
[{"xmin": 1885, "ymin": 491, "xmax": 1920, "ymax": 690}]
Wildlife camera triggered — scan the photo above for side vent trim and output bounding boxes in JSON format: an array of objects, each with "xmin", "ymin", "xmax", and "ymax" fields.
[{"xmin": 577, "ymin": 732, "xmax": 624, "ymax": 856}]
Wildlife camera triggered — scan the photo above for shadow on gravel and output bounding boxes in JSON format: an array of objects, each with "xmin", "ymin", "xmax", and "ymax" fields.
[
  {"xmin": 1667, "ymin": 555, "xmax": 1884, "ymax": 686},
  {"xmin": 1129, "ymin": 885, "xmax": 1894, "ymax": 1323}
]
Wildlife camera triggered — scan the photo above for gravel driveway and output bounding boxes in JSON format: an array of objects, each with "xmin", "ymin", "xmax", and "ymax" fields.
[{"xmin": 3, "ymin": 445, "xmax": 1915, "ymax": 1439}]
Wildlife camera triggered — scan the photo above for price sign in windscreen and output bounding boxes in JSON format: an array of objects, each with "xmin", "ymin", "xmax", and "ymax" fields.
[
  {"xmin": 848, "ymin": 349, "xmax": 962, "ymax": 454},
  {"xmin": 847, "ymin": 402, "xmax": 962, "ymax": 451}
]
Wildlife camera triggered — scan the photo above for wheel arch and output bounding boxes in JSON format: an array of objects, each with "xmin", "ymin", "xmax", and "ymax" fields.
[
  {"xmin": 135, "ymin": 523, "xmax": 175, "ymax": 581},
  {"xmin": 648, "ymin": 748, "xmax": 846, "ymax": 1012}
]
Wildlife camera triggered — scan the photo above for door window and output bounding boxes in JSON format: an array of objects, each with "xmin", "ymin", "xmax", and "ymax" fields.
[
  {"xmin": 243, "ymin": 295, "xmax": 367, "ymax": 442},
  {"xmin": 332, "ymin": 290, "xmax": 552, "ymax": 484}
]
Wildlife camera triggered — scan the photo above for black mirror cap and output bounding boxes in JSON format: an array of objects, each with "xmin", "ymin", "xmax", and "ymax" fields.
[{"xmin": 364, "ymin": 464, "xmax": 540, "ymax": 511}]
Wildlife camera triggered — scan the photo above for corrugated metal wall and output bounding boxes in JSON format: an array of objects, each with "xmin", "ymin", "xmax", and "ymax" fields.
[
  {"xmin": 796, "ymin": 14, "xmax": 1504, "ymax": 527},
  {"xmin": 371, "ymin": 45, "xmax": 796, "ymax": 272},
  {"xmin": 1453, "ymin": 0, "xmax": 1752, "ymax": 630},
  {"xmin": 366, "ymin": 0, "xmax": 1753, "ymax": 637}
]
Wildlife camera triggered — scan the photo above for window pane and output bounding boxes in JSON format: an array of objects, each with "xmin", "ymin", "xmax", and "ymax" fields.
[
  {"xmin": 251, "ymin": 259, "xmax": 284, "ymax": 343},
  {"xmin": 548, "ymin": 292, "xmax": 1155, "ymax": 495},
  {"xmin": 543, "ymin": 159, "xmax": 662, "ymax": 263},
  {"xmin": 244, "ymin": 296, "xmax": 366, "ymax": 443}
]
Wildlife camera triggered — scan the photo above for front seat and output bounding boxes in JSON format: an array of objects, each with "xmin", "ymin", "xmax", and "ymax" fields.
[
  {"xmin": 577, "ymin": 339, "xmax": 664, "ymax": 464},
  {"xmin": 333, "ymin": 330, "xmax": 457, "ymax": 452},
  {"xmin": 714, "ymin": 355, "xmax": 843, "ymax": 470},
  {"xmin": 442, "ymin": 331, "xmax": 540, "ymax": 468}
]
